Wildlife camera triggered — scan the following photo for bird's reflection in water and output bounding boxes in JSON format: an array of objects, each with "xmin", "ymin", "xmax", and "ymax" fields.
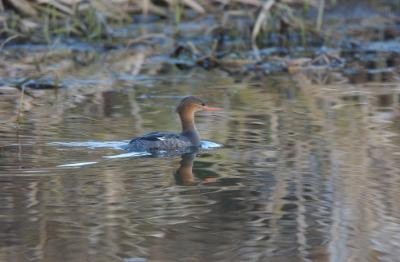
[{"xmin": 174, "ymin": 152, "xmax": 221, "ymax": 186}]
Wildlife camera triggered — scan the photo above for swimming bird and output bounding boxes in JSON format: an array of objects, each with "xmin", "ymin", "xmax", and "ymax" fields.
[{"xmin": 127, "ymin": 96, "xmax": 222, "ymax": 153}]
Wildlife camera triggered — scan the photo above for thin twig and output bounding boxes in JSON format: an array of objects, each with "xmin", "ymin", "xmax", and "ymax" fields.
[
  {"xmin": 252, "ymin": 0, "xmax": 275, "ymax": 44},
  {"xmin": 16, "ymin": 86, "xmax": 25, "ymax": 124},
  {"xmin": 0, "ymin": 34, "xmax": 22, "ymax": 50}
]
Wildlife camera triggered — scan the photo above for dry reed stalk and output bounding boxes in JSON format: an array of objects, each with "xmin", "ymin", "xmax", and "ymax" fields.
[
  {"xmin": 7, "ymin": 0, "xmax": 38, "ymax": 16},
  {"xmin": 233, "ymin": 0, "xmax": 261, "ymax": 6},
  {"xmin": 142, "ymin": 0, "xmax": 149, "ymax": 15},
  {"xmin": 37, "ymin": 0, "xmax": 74, "ymax": 15},
  {"xmin": 252, "ymin": 0, "xmax": 275, "ymax": 44},
  {"xmin": 136, "ymin": 0, "xmax": 167, "ymax": 16},
  {"xmin": 183, "ymin": 0, "xmax": 205, "ymax": 13},
  {"xmin": 316, "ymin": 0, "xmax": 324, "ymax": 31}
]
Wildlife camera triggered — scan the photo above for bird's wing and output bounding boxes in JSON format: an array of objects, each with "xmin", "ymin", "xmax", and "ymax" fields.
[{"xmin": 130, "ymin": 132, "xmax": 181, "ymax": 143}]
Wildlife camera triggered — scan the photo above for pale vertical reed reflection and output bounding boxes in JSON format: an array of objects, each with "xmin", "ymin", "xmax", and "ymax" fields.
[
  {"xmin": 292, "ymin": 74, "xmax": 400, "ymax": 261},
  {"xmin": 327, "ymin": 91, "xmax": 400, "ymax": 261}
]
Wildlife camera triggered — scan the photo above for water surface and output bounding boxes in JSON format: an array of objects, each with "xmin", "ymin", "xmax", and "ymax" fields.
[{"xmin": 1, "ymin": 68, "xmax": 400, "ymax": 262}]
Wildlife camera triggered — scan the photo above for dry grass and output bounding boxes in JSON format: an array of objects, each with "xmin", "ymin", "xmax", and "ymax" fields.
[{"xmin": 0, "ymin": 0, "xmax": 327, "ymax": 44}]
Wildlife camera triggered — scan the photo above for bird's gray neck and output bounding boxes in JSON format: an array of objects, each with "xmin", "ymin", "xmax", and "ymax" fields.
[{"xmin": 180, "ymin": 113, "xmax": 200, "ymax": 146}]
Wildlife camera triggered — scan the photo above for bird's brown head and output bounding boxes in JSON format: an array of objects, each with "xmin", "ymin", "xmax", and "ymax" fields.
[{"xmin": 176, "ymin": 96, "xmax": 222, "ymax": 115}]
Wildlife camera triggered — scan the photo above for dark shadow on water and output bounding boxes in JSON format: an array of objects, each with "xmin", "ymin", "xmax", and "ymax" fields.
[
  {"xmin": 174, "ymin": 152, "xmax": 221, "ymax": 186},
  {"xmin": 174, "ymin": 152, "xmax": 242, "ymax": 186},
  {"xmin": 174, "ymin": 153, "xmax": 197, "ymax": 186}
]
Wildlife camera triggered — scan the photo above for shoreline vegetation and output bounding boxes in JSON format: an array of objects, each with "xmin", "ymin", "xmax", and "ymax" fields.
[
  {"xmin": 0, "ymin": 0, "xmax": 399, "ymax": 121},
  {"xmin": 1, "ymin": 1, "xmax": 399, "ymax": 68},
  {"xmin": 1, "ymin": 0, "xmax": 329, "ymax": 44},
  {"xmin": 1, "ymin": 1, "xmax": 399, "ymax": 61}
]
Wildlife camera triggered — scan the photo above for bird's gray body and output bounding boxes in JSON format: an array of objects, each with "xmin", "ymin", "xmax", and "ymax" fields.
[{"xmin": 127, "ymin": 131, "xmax": 196, "ymax": 153}]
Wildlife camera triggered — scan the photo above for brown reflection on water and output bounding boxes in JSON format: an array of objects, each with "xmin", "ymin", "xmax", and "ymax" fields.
[
  {"xmin": 345, "ymin": 52, "xmax": 400, "ymax": 84},
  {"xmin": 1, "ymin": 71, "xmax": 400, "ymax": 261}
]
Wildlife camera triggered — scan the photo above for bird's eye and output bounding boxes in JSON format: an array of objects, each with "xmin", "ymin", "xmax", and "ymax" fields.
[{"xmin": 201, "ymin": 103, "xmax": 205, "ymax": 106}]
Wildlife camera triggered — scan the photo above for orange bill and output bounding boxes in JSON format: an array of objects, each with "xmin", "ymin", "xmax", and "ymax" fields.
[{"xmin": 203, "ymin": 106, "xmax": 223, "ymax": 111}]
